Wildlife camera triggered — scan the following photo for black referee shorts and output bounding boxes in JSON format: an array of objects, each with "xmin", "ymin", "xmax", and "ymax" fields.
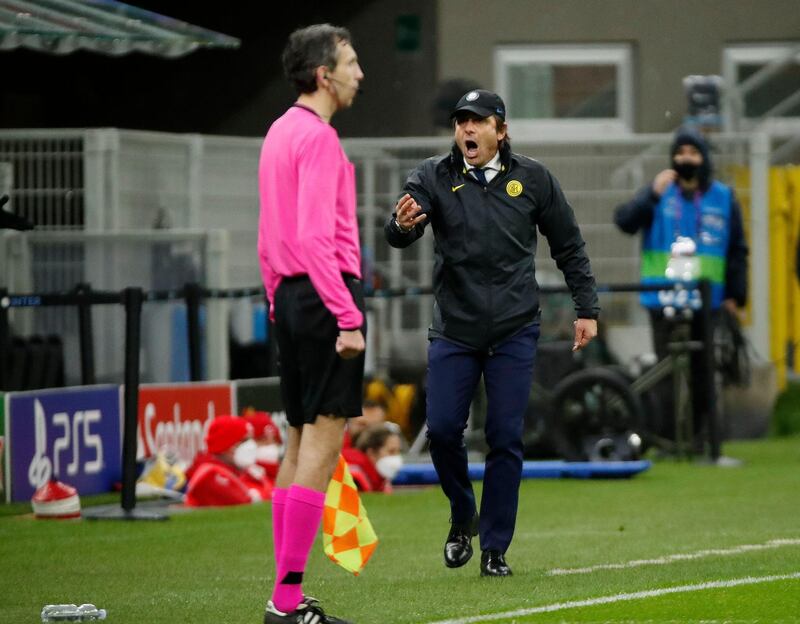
[{"xmin": 273, "ymin": 274, "xmax": 366, "ymax": 427}]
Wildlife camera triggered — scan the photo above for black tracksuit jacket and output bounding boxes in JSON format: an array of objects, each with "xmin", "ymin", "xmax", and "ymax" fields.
[{"xmin": 385, "ymin": 143, "xmax": 600, "ymax": 351}]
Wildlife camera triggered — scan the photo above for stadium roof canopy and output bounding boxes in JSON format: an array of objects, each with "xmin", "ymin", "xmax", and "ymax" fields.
[{"xmin": 0, "ymin": 0, "xmax": 240, "ymax": 58}]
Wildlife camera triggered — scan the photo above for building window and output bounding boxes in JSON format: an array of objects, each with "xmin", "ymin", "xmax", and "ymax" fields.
[
  {"xmin": 723, "ymin": 43, "xmax": 800, "ymax": 130},
  {"xmin": 494, "ymin": 44, "xmax": 633, "ymax": 138}
]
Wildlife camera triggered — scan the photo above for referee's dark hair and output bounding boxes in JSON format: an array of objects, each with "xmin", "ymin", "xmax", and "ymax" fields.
[{"xmin": 282, "ymin": 24, "xmax": 352, "ymax": 95}]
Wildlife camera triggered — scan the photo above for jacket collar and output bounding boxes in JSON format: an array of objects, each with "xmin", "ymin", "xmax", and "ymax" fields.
[{"xmin": 449, "ymin": 141, "xmax": 512, "ymax": 179}]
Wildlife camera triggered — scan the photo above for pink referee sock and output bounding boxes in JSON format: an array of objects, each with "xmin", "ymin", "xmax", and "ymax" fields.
[
  {"xmin": 271, "ymin": 484, "xmax": 325, "ymax": 614},
  {"xmin": 271, "ymin": 487, "xmax": 288, "ymax": 569}
]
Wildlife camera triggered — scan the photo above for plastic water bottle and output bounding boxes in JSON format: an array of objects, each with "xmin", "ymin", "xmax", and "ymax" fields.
[{"xmin": 41, "ymin": 603, "xmax": 107, "ymax": 621}]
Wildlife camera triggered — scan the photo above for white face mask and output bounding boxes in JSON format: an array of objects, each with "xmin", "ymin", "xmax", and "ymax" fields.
[
  {"xmin": 375, "ymin": 454, "xmax": 403, "ymax": 481},
  {"xmin": 256, "ymin": 444, "xmax": 281, "ymax": 464},
  {"xmin": 233, "ymin": 439, "xmax": 258, "ymax": 469}
]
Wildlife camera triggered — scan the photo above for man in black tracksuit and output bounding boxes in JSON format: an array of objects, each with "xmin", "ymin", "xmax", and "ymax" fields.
[{"xmin": 385, "ymin": 90, "xmax": 599, "ymax": 576}]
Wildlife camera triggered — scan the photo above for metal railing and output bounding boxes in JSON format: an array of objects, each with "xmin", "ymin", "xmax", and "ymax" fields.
[
  {"xmin": 0, "ymin": 229, "xmax": 230, "ymax": 382},
  {"xmin": 0, "ymin": 128, "xmax": 773, "ymax": 367}
]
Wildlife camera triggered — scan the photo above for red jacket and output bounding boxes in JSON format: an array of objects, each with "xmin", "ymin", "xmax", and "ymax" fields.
[
  {"xmin": 185, "ymin": 455, "xmax": 273, "ymax": 507},
  {"xmin": 256, "ymin": 460, "xmax": 279, "ymax": 482},
  {"xmin": 342, "ymin": 429, "xmax": 353, "ymax": 449},
  {"xmin": 342, "ymin": 447, "xmax": 390, "ymax": 493}
]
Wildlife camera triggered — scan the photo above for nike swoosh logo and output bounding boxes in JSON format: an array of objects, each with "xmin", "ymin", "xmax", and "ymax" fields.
[{"xmin": 451, "ymin": 184, "xmax": 465, "ymax": 192}]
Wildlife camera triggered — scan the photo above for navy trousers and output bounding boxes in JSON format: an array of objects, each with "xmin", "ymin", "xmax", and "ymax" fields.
[{"xmin": 426, "ymin": 324, "xmax": 539, "ymax": 553}]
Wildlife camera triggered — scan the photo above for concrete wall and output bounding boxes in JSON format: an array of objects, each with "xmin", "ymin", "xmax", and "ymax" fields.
[
  {"xmin": 7, "ymin": 1, "xmax": 794, "ymax": 137},
  {"xmin": 223, "ymin": 0, "xmax": 438, "ymax": 138},
  {"xmin": 437, "ymin": 0, "xmax": 800, "ymax": 132}
]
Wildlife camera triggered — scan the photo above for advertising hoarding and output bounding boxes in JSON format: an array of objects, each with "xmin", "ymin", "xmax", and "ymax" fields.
[
  {"xmin": 6, "ymin": 386, "xmax": 122, "ymax": 502},
  {"xmin": 137, "ymin": 382, "xmax": 232, "ymax": 466}
]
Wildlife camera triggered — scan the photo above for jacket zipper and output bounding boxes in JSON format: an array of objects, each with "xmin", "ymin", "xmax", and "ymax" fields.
[{"xmin": 483, "ymin": 182, "xmax": 493, "ymax": 354}]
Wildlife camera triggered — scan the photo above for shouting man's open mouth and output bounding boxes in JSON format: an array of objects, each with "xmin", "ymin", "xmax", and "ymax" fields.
[{"xmin": 464, "ymin": 139, "xmax": 479, "ymax": 160}]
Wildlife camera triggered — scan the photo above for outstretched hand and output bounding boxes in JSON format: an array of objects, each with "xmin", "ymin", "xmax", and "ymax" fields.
[{"xmin": 394, "ymin": 194, "xmax": 427, "ymax": 232}]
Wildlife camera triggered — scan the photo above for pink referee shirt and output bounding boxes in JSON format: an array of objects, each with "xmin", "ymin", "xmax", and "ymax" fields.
[{"xmin": 258, "ymin": 105, "xmax": 363, "ymax": 330}]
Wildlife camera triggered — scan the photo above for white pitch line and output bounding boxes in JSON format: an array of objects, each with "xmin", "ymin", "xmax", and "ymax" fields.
[
  {"xmin": 548, "ymin": 538, "xmax": 800, "ymax": 576},
  {"xmin": 424, "ymin": 572, "xmax": 800, "ymax": 624}
]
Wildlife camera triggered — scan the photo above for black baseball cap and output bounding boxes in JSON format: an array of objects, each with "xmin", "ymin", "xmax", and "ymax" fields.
[{"xmin": 450, "ymin": 89, "xmax": 506, "ymax": 121}]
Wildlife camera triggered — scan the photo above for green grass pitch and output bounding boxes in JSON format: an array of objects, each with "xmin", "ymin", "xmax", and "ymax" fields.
[{"xmin": 1, "ymin": 436, "xmax": 798, "ymax": 623}]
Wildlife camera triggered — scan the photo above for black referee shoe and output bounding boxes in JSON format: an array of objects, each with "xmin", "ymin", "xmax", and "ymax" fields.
[
  {"xmin": 264, "ymin": 599, "xmax": 353, "ymax": 624},
  {"xmin": 301, "ymin": 597, "xmax": 352, "ymax": 624}
]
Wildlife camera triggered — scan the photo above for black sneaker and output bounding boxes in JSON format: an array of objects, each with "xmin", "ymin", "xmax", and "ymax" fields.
[
  {"xmin": 265, "ymin": 600, "xmax": 354, "ymax": 624},
  {"xmin": 301, "ymin": 597, "xmax": 352, "ymax": 624}
]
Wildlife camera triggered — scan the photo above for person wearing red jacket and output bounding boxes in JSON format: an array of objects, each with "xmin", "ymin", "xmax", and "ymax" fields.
[
  {"xmin": 342, "ymin": 400, "xmax": 388, "ymax": 449},
  {"xmin": 243, "ymin": 411, "xmax": 283, "ymax": 482},
  {"xmin": 342, "ymin": 424, "xmax": 403, "ymax": 494},
  {"xmin": 185, "ymin": 415, "xmax": 273, "ymax": 507}
]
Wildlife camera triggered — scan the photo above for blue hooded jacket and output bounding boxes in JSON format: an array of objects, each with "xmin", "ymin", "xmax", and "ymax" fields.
[{"xmin": 614, "ymin": 127, "xmax": 749, "ymax": 308}]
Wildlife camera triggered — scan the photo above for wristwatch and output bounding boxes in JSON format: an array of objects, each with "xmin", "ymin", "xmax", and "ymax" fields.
[{"xmin": 393, "ymin": 217, "xmax": 412, "ymax": 234}]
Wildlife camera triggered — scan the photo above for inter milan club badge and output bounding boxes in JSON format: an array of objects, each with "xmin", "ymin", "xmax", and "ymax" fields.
[{"xmin": 506, "ymin": 180, "xmax": 523, "ymax": 197}]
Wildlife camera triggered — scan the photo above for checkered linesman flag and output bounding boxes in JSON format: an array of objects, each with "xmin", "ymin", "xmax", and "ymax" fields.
[{"xmin": 323, "ymin": 455, "xmax": 378, "ymax": 574}]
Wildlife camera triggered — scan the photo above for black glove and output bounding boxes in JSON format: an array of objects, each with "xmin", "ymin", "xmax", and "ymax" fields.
[{"xmin": 0, "ymin": 195, "xmax": 34, "ymax": 230}]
